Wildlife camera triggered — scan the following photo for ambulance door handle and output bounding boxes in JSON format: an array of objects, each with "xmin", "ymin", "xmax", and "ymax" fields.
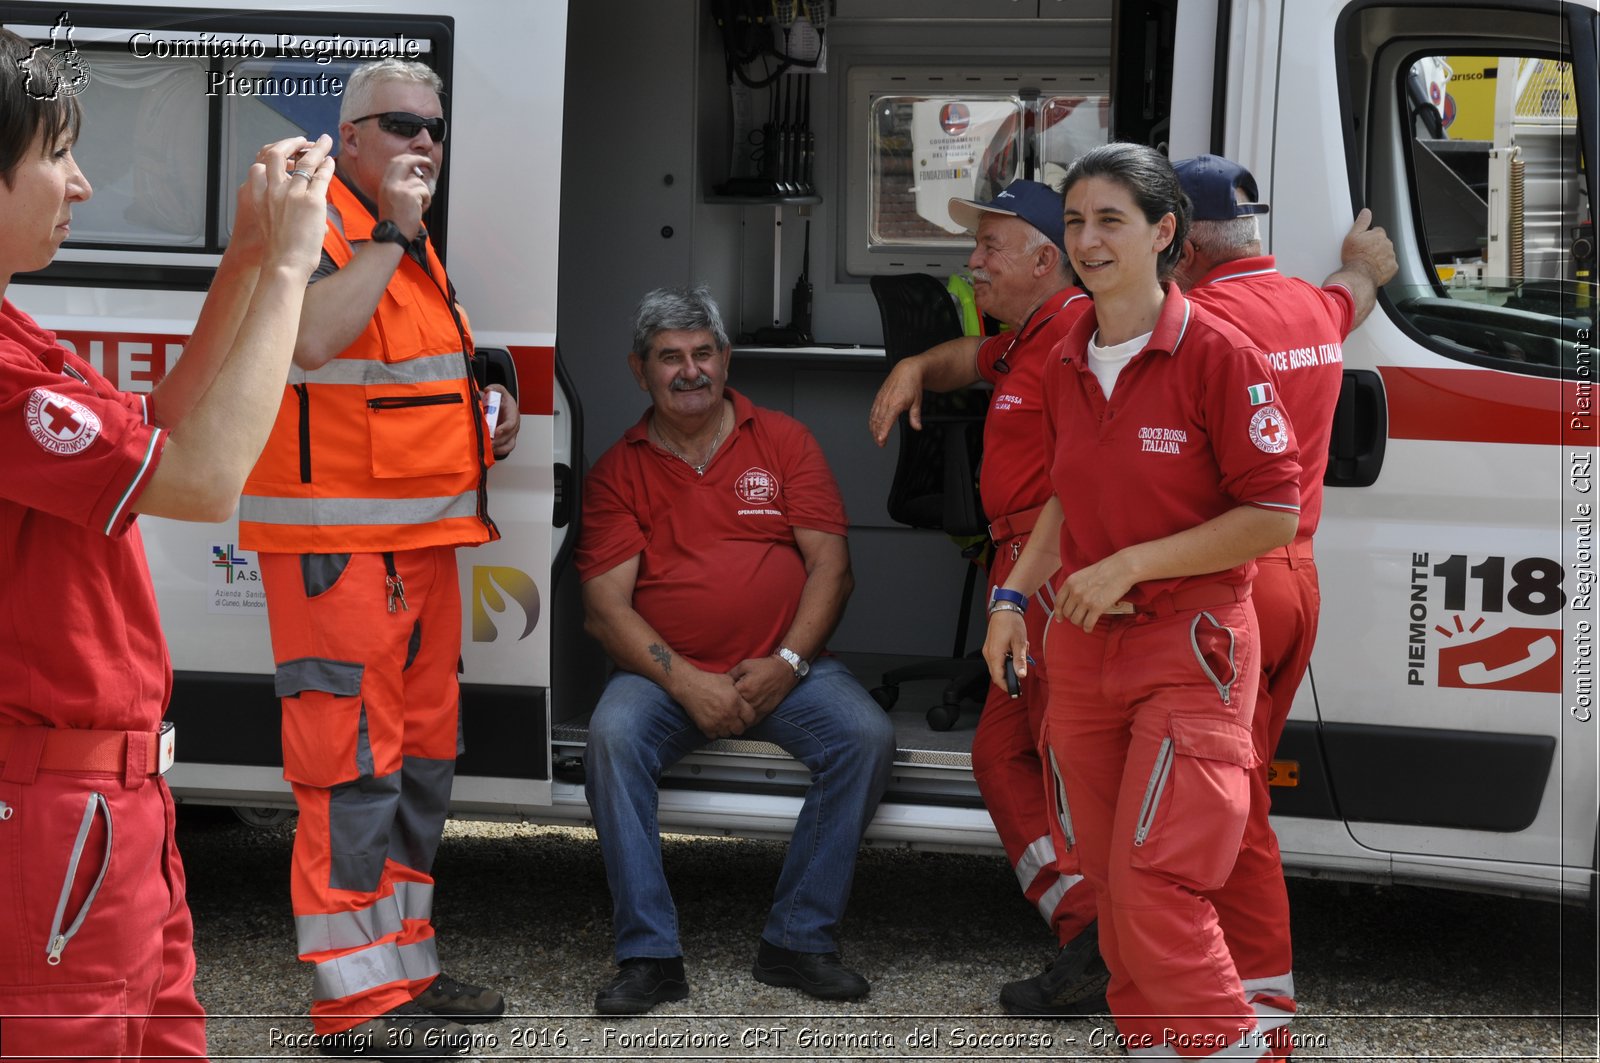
[{"xmin": 1324, "ymin": 369, "xmax": 1386, "ymax": 488}]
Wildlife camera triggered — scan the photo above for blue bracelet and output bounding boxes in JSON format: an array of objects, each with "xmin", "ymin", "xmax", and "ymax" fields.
[{"xmin": 990, "ymin": 587, "xmax": 1029, "ymax": 613}]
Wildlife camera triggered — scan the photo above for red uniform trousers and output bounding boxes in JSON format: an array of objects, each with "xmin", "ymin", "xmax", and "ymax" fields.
[
  {"xmin": 1047, "ymin": 598, "xmax": 1270, "ymax": 1059},
  {"xmin": 972, "ymin": 536, "xmax": 1097, "ymax": 946},
  {"xmin": 260, "ymin": 547, "xmax": 462, "ymax": 1036},
  {"xmin": 0, "ymin": 747, "xmax": 205, "ymax": 1061},
  {"xmin": 1207, "ymin": 541, "xmax": 1318, "ymax": 1058}
]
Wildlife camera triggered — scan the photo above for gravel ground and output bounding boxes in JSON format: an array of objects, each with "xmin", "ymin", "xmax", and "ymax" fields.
[{"xmin": 177, "ymin": 810, "xmax": 1599, "ymax": 1062}]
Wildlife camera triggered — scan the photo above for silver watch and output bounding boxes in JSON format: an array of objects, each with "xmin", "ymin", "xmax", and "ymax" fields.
[{"xmin": 775, "ymin": 647, "xmax": 810, "ymax": 679}]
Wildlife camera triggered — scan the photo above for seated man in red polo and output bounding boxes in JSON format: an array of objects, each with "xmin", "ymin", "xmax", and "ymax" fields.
[{"xmin": 576, "ymin": 285, "xmax": 897, "ymax": 1016}]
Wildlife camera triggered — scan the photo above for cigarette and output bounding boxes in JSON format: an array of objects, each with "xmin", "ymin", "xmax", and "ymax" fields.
[{"xmin": 413, "ymin": 166, "xmax": 426, "ymax": 179}]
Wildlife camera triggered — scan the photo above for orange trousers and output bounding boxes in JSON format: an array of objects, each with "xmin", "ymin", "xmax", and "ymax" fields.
[{"xmin": 260, "ymin": 547, "xmax": 462, "ymax": 1035}]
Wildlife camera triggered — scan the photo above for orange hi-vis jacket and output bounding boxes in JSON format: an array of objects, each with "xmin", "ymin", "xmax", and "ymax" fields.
[{"xmin": 239, "ymin": 176, "xmax": 497, "ymax": 555}]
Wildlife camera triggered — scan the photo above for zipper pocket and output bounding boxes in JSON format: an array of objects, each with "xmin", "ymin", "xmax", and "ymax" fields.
[
  {"xmin": 1047, "ymin": 745, "xmax": 1075, "ymax": 852},
  {"xmin": 46, "ymin": 792, "xmax": 113, "ymax": 966},
  {"xmin": 366, "ymin": 392, "xmax": 464, "ymax": 411},
  {"xmin": 1132, "ymin": 736, "xmax": 1175, "ymax": 847},
  {"xmin": 295, "ymin": 383, "xmax": 311, "ymax": 483}
]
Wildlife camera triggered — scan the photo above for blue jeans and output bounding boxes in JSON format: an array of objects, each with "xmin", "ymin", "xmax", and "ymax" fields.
[{"xmin": 585, "ymin": 657, "xmax": 896, "ymax": 961}]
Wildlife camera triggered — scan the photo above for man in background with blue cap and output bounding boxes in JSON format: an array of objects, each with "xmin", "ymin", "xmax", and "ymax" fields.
[
  {"xmin": 868, "ymin": 179, "xmax": 1105, "ymax": 1016},
  {"xmin": 1173, "ymin": 153, "xmax": 1396, "ymax": 1058}
]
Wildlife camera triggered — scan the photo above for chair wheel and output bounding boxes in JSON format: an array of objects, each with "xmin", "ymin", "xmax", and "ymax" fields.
[
  {"xmin": 869, "ymin": 686, "xmax": 899, "ymax": 711},
  {"xmin": 926, "ymin": 702, "xmax": 960, "ymax": 731}
]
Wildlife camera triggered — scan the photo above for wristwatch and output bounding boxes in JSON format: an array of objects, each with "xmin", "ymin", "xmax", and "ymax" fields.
[
  {"xmin": 370, "ymin": 220, "xmax": 411, "ymax": 249},
  {"xmin": 775, "ymin": 647, "xmax": 810, "ymax": 679}
]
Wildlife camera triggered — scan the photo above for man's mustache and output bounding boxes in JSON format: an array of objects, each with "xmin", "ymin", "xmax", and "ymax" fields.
[{"xmin": 669, "ymin": 375, "xmax": 713, "ymax": 391}]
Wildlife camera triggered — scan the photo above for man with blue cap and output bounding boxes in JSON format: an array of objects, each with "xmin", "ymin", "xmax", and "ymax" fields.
[
  {"xmin": 869, "ymin": 179, "xmax": 1105, "ymax": 1016},
  {"xmin": 1172, "ymin": 152, "xmax": 1395, "ymax": 1058}
]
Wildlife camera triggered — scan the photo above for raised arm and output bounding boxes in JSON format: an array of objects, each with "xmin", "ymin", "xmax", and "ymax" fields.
[
  {"xmin": 292, "ymin": 152, "xmax": 434, "ymax": 369},
  {"xmin": 1324, "ymin": 208, "xmax": 1398, "ymax": 329},
  {"xmin": 134, "ymin": 137, "xmax": 334, "ymax": 522}
]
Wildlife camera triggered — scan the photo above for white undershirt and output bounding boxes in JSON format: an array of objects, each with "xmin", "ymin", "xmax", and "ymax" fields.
[{"xmin": 1086, "ymin": 329, "xmax": 1152, "ymax": 399}]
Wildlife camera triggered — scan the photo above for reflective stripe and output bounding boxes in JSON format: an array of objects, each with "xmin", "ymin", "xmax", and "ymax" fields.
[
  {"xmin": 1035, "ymin": 872, "xmax": 1082, "ymax": 924},
  {"xmin": 1014, "ymin": 834, "xmax": 1055, "ymax": 892},
  {"xmin": 393, "ymin": 880, "xmax": 435, "ymax": 923},
  {"xmin": 291, "ymin": 351, "xmax": 468, "ymax": 388},
  {"xmin": 311, "ymin": 940, "xmax": 408, "ymax": 1002},
  {"xmin": 239, "ymin": 491, "xmax": 479, "ymax": 528},
  {"xmin": 399, "ymin": 936, "xmax": 440, "ymax": 984},
  {"xmin": 296, "ymin": 899, "xmax": 405, "ymax": 955},
  {"xmin": 1242, "ymin": 972, "xmax": 1296, "ymax": 1032}
]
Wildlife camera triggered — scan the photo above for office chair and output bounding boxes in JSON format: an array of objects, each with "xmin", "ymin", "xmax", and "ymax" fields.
[{"xmin": 868, "ymin": 273, "xmax": 992, "ymax": 731}]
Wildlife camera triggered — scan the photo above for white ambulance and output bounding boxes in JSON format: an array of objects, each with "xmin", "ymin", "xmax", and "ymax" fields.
[{"xmin": 4, "ymin": 0, "xmax": 1594, "ymax": 907}]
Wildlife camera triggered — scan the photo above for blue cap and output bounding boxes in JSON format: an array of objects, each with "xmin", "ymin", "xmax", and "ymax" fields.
[
  {"xmin": 948, "ymin": 180, "xmax": 1066, "ymax": 252},
  {"xmin": 1173, "ymin": 154, "xmax": 1270, "ymax": 220}
]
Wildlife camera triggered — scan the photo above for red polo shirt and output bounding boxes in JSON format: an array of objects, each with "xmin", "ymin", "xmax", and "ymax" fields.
[
  {"xmin": 1187, "ymin": 256, "xmax": 1354, "ymax": 540},
  {"xmin": 577, "ymin": 388, "xmax": 849, "ymax": 673},
  {"xmin": 975, "ymin": 285, "xmax": 1091, "ymax": 524},
  {"xmin": 0, "ymin": 300, "xmax": 170, "ymax": 731},
  {"xmin": 1042, "ymin": 285, "xmax": 1302, "ymax": 607}
]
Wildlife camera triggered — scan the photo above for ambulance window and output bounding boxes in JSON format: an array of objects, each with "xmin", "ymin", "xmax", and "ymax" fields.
[
  {"xmin": 68, "ymin": 52, "xmax": 209, "ymax": 248},
  {"xmin": 867, "ymin": 93, "xmax": 1025, "ymax": 250},
  {"xmin": 843, "ymin": 63, "xmax": 1109, "ymax": 277},
  {"xmin": 1367, "ymin": 32, "xmax": 1595, "ymax": 376},
  {"xmin": 5, "ymin": 13, "xmax": 453, "ymax": 289}
]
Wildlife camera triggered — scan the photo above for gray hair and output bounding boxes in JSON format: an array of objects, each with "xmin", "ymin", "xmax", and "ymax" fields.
[
  {"xmin": 339, "ymin": 59, "xmax": 444, "ymax": 124},
  {"xmin": 1188, "ymin": 215, "xmax": 1261, "ymax": 261},
  {"xmin": 630, "ymin": 286, "xmax": 730, "ymax": 358}
]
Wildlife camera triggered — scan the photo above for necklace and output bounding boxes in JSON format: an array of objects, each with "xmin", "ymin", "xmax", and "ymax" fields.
[{"xmin": 653, "ymin": 404, "xmax": 728, "ymax": 476}]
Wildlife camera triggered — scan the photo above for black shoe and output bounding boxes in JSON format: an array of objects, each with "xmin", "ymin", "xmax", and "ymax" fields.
[
  {"xmin": 413, "ymin": 971, "xmax": 506, "ymax": 1023},
  {"xmin": 315, "ymin": 1002, "xmax": 470, "ymax": 1060},
  {"xmin": 752, "ymin": 940, "xmax": 869, "ymax": 1001},
  {"xmin": 594, "ymin": 957, "xmax": 689, "ymax": 1015},
  {"xmin": 999, "ymin": 922, "xmax": 1111, "ymax": 1017}
]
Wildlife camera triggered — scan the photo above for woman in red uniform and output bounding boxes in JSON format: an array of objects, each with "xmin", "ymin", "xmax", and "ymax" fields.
[
  {"xmin": 0, "ymin": 30, "xmax": 332, "ymax": 1057},
  {"xmin": 983, "ymin": 142, "xmax": 1301, "ymax": 1060}
]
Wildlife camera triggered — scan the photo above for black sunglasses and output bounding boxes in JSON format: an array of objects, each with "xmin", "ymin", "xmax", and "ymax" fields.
[{"xmin": 351, "ymin": 111, "xmax": 447, "ymax": 143}]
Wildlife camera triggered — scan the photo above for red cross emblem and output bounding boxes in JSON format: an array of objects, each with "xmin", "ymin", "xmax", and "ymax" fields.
[
  {"xmin": 25, "ymin": 388, "xmax": 101, "ymax": 455},
  {"xmin": 1248, "ymin": 405, "xmax": 1289, "ymax": 454},
  {"xmin": 42, "ymin": 399, "xmax": 82, "ymax": 437}
]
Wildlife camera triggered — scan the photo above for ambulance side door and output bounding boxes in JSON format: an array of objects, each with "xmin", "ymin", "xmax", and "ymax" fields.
[{"xmin": 1274, "ymin": 0, "xmax": 1595, "ymax": 897}]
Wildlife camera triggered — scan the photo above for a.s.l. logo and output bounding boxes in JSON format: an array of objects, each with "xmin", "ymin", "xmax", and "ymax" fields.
[{"xmin": 471, "ymin": 566, "xmax": 540, "ymax": 643}]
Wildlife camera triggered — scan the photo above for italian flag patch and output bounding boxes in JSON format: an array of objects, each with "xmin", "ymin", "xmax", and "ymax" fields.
[{"xmin": 1247, "ymin": 383, "xmax": 1275, "ymax": 406}]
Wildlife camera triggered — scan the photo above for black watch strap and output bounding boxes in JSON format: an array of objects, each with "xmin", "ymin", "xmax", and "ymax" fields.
[{"xmin": 371, "ymin": 220, "xmax": 410, "ymax": 248}]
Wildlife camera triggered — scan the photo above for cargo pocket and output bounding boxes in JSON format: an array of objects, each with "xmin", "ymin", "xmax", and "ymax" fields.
[
  {"xmin": 1190, "ymin": 610, "xmax": 1240, "ymax": 707},
  {"xmin": 364, "ymin": 384, "xmax": 473, "ymax": 479},
  {"xmin": 277, "ymin": 658, "xmax": 371, "ymax": 787},
  {"xmin": 0, "ymin": 981, "xmax": 129, "ymax": 1061},
  {"xmin": 1129, "ymin": 713, "xmax": 1257, "ymax": 891}
]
